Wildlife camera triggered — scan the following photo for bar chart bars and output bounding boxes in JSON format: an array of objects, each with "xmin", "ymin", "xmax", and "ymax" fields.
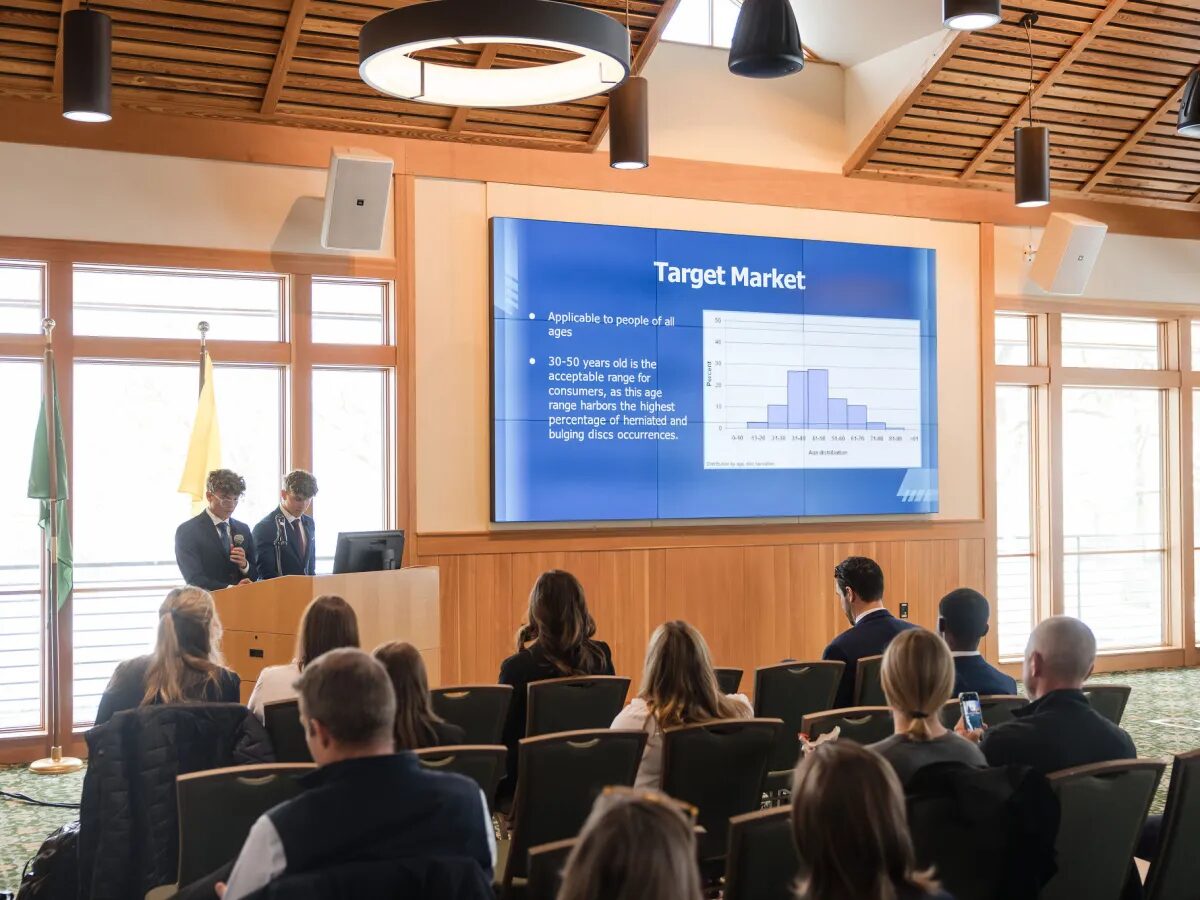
[{"xmin": 702, "ymin": 309, "xmax": 924, "ymax": 470}]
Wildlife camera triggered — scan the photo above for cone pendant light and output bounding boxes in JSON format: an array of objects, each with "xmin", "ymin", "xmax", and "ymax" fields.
[{"xmin": 728, "ymin": 0, "xmax": 804, "ymax": 79}]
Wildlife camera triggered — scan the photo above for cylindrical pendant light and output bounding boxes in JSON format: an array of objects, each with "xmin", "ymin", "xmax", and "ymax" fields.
[
  {"xmin": 728, "ymin": 0, "xmax": 804, "ymax": 79},
  {"xmin": 62, "ymin": 7, "xmax": 112, "ymax": 123},
  {"xmin": 1013, "ymin": 14, "xmax": 1049, "ymax": 207},
  {"xmin": 609, "ymin": 76, "xmax": 648, "ymax": 170},
  {"xmin": 1015, "ymin": 125, "xmax": 1050, "ymax": 207},
  {"xmin": 942, "ymin": 0, "xmax": 1001, "ymax": 31},
  {"xmin": 1177, "ymin": 68, "xmax": 1200, "ymax": 136}
]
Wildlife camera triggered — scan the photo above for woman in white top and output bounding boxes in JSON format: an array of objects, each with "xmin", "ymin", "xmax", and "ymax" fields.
[
  {"xmin": 247, "ymin": 594, "xmax": 359, "ymax": 719},
  {"xmin": 611, "ymin": 620, "xmax": 752, "ymax": 789}
]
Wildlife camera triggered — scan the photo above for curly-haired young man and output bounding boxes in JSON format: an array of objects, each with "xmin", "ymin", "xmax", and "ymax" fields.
[{"xmin": 174, "ymin": 468, "xmax": 259, "ymax": 590}]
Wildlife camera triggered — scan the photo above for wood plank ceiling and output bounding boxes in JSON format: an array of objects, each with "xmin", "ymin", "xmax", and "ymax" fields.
[
  {"xmin": 846, "ymin": 0, "xmax": 1200, "ymax": 209},
  {"xmin": 0, "ymin": 0, "xmax": 679, "ymax": 150}
]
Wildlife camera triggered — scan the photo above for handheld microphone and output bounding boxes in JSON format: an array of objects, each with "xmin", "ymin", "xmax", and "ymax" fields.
[
  {"xmin": 233, "ymin": 534, "xmax": 245, "ymax": 549},
  {"xmin": 275, "ymin": 514, "xmax": 288, "ymax": 546}
]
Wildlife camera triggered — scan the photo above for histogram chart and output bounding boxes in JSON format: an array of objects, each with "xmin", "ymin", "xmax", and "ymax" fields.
[{"xmin": 703, "ymin": 310, "xmax": 924, "ymax": 470}]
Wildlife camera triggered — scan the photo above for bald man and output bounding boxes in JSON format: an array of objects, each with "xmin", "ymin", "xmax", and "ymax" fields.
[{"xmin": 973, "ymin": 616, "xmax": 1135, "ymax": 773}]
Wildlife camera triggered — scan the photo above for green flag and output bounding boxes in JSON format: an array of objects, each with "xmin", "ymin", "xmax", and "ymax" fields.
[{"xmin": 28, "ymin": 361, "xmax": 72, "ymax": 609}]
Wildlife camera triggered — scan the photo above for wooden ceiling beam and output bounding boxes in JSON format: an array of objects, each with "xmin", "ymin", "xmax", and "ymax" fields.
[
  {"xmin": 843, "ymin": 30, "xmax": 969, "ymax": 177},
  {"xmin": 260, "ymin": 0, "xmax": 309, "ymax": 115},
  {"xmin": 586, "ymin": 0, "xmax": 684, "ymax": 149},
  {"xmin": 1079, "ymin": 75, "xmax": 1191, "ymax": 193},
  {"xmin": 51, "ymin": 0, "xmax": 80, "ymax": 95},
  {"xmin": 446, "ymin": 44, "xmax": 499, "ymax": 134},
  {"xmin": 958, "ymin": 0, "xmax": 1131, "ymax": 182}
]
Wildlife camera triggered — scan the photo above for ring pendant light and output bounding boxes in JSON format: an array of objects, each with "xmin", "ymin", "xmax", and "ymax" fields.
[
  {"xmin": 359, "ymin": 0, "xmax": 631, "ymax": 108},
  {"xmin": 1014, "ymin": 13, "xmax": 1050, "ymax": 208}
]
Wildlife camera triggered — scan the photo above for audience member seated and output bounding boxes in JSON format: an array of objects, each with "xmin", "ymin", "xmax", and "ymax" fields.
[
  {"xmin": 791, "ymin": 741, "xmax": 954, "ymax": 900},
  {"xmin": 937, "ymin": 588, "xmax": 1018, "ymax": 697},
  {"xmin": 215, "ymin": 648, "xmax": 495, "ymax": 900},
  {"xmin": 964, "ymin": 616, "xmax": 1135, "ymax": 772},
  {"xmin": 611, "ymin": 620, "xmax": 752, "ymax": 789},
  {"xmin": 247, "ymin": 594, "xmax": 359, "ymax": 719},
  {"xmin": 822, "ymin": 556, "xmax": 916, "ymax": 709},
  {"xmin": 95, "ymin": 586, "xmax": 239, "ymax": 725},
  {"xmin": 868, "ymin": 628, "xmax": 985, "ymax": 786},
  {"xmin": 374, "ymin": 641, "xmax": 465, "ymax": 749},
  {"xmin": 498, "ymin": 570, "xmax": 615, "ymax": 800},
  {"xmin": 556, "ymin": 787, "xmax": 702, "ymax": 900}
]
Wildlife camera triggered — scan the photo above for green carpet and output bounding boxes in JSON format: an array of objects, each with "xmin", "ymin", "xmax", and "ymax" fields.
[{"xmin": 2, "ymin": 667, "xmax": 1199, "ymax": 895}]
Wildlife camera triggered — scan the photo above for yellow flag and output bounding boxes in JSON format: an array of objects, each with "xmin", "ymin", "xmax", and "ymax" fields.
[{"xmin": 179, "ymin": 353, "xmax": 221, "ymax": 513}]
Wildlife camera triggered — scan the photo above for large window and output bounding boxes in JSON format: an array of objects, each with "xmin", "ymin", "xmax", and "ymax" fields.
[
  {"xmin": 664, "ymin": 0, "xmax": 742, "ymax": 48},
  {"xmin": 0, "ymin": 252, "xmax": 397, "ymax": 743},
  {"xmin": 995, "ymin": 309, "xmax": 1186, "ymax": 659},
  {"xmin": 0, "ymin": 360, "xmax": 44, "ymax": 732},
  {"xmin": 312, "ymin": 368, "xmax": 391, "ymax": 573}
]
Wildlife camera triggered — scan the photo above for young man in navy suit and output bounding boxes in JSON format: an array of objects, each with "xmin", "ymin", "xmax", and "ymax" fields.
[
  {"xmin": 253, "ymin": 470, "xmax": 318, "ymax": 579},
  {"xmin": 822, "ymin": 556, "xmax": 915, "ymax": 709},
  {"xmin": 174, "ymin": 469, "xmax": 258, "ymax": 590},
  {"xmin": 937, "ymin": 587, "xmax": 1018, "ymax": 697}
]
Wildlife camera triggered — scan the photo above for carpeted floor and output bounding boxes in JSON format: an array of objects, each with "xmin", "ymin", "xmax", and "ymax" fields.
[{"xmin": 2, "ymin": 667, "xmax": 1199, "ymax": 895}]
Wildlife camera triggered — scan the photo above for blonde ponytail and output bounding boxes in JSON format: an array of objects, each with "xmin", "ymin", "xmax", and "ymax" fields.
[
  {"xmin": 142, "ymin": 586, "xmax": 226, "ymax": 706},
  {"xmin": 880, "ymin": 628, "xmax": 954, "ymax": 743}
]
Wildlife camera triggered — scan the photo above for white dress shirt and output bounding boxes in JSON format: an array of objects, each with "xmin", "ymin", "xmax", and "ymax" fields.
[
  {"xmin": 247, "ymin": 662, "xmax": 302, "ymax": 721},
  {"xmin": 610, "ymin": 694, "xmax": 754, "ymax": 790},
  {"xmin": 221, "ymin": 786, "xmax": 497, "ymax": 900},
  {"xmin": 854, "ymin": 606, "xmax": 891, "ymax": 625}
]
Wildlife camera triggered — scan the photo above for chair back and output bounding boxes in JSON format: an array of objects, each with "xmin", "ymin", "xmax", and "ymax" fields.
[
  {"xmin": 414, "ymin": 745, "xmax": 507, "ymax": 813},
  {"xmin": 504, "ymin": 729, "xmax": 646, "ymax": 893},
  {"xmin": 754, "ymin": 661, "xmax": 843, "ymax": 786},
  {"xmin": 801, "ymin": 707, "xmax": 893, "ymax": 745},
  {"xmin": 430, "ymin": 685, "xmax": 513, "ymax": 745},
  {"xmin": 176, "ymin": 763, "xmax": 314, "ymax": 885},
  {"xmin": 525, "ymin": 676, "xmax": 630, "ymax": 738},
  {"xmin": 1042, "ymin": 759, "xmax": 1166, "ymax": 900},
  {"xmin": 262, "ymin": 699, "xmax": 312, "ymax": 763},
  {"xmin": 525, "ymin": 839, "xmax": 576, "ymax": 900},
  {"xmin": 715, "ymin": 667, "xmax": 744, "ymax": 695},
  {"xmin": 724, "ymin": 807, "xmax": 803, "ymax": 900},
  {"xmin": 854, "ymin": 654, "xmax": 886, "ymax": 706},
  {"xmin": 938, "ymin": 694, "xmax": 1026, "ymax": 730},
  {"xmin": 661, "ymin": 718, "xmax": 781, "ymax": 862},
  {"xmin": 1145, "ymin": 750, "xmax": 1200, "ymax": 900},
  {"xmin": 1082, "ymin": 684, "xmax": 1132, "ymax": 726}
]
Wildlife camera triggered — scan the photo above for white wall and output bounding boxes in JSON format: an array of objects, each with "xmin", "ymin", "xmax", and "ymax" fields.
[
  {"xmin": 637, "ymin": 41, "xmax": 846, "ymax": 173},
  {"xmin": 0, "ymin": 142, "xmax": 394, "ymax": 257},
  {"xmin": 996, "ymin": 225, "xmax": 1200, "ymax": 304}
]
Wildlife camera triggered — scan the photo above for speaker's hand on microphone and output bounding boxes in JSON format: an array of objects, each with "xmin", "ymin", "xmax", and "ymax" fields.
[{"xmin": 230, "ymin": 546, "xmax": 248, "ymax": 571}]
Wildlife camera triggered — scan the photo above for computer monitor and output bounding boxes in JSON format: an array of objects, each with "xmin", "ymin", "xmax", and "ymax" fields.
[{"xmin": 332, "ymin": 530, "xmax": 405, "ymax": 574}]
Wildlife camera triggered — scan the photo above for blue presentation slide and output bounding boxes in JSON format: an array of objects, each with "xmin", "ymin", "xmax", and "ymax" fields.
[{"xmin": 492, "ymin": 217, "xmax": 938, "ymax": 523}]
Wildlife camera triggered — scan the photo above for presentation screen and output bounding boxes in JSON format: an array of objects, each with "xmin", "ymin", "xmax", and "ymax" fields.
[{"xmin": 492, "ymin": 218, "xmax": 938, "ymax": 523}]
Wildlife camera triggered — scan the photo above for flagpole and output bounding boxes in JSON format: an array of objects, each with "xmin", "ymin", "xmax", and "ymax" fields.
[
  {"xmin": 198, "ymin": 320, "xmax": 209, "ymax": 393},
  {"xmin": 31, "ymin": 318, "xmax": 82, "ymax": 775}
]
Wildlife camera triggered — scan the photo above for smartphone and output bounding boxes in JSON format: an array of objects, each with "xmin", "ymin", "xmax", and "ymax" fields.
[{"xmin": 959, "ymin": 692, "xmax": 984, "ymax": 732}]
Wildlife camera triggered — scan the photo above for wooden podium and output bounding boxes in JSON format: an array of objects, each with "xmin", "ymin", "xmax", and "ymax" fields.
[{"xmin": 213, "ymin": 567, "xmax": 440, "ymax": 704}]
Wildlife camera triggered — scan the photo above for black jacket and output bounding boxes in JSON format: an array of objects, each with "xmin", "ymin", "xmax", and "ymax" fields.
[
  {"xmin": 266, "ymin": 754, "xmax": 493, "ymax": 885},
  {"xmin": 245, "ymin": 857, "xmax": 494, "ymax": 900},
  {"xmin": 497, "ymin": 640, "xmax": 614, "ymax": 796},
  {"xmin": 94, "ymin": 654, "xmax": 240, "ymax": 726},
  {"xmin": 79, "ymin": 703, "xmax": 273, "ymax": 900},
  {"xmin": 980, "ymin": 689, "xmax": 1137, "ymax": 774},
  {"xmin": 175, "ymin": 512, "xmax": 258, "ymax": 590},
  {"xmin": 952, "ymin": 654, "xmax": 1018, "ymax": 697},
  {"xmin": 822, "ymin": 609, "xmax": 916, "ymax": 708},
  {"xmin": 252, "ymin": 510, "xmax": 316, "ymax": 579}
]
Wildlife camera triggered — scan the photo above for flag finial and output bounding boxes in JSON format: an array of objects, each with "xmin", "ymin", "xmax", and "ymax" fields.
[
  {"xmin": 198, "ymin": 320, "xmax": 210, "ymax": 347},
  {"xmin": 42, "ymin": 317, "xmax": 56, "ymax": 343}
]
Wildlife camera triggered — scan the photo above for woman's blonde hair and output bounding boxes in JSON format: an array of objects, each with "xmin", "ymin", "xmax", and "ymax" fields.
[
  {"xmin": 791, "ymin": 741, "xmax": 939, "ymax": 900},
  {"xmin": 557, "ymin": 788, "xmax": 702, "ymax": 900},
  {"xmin": 639, "ymin": 620, "xmax": 747, "ymax": 730},
  {"xmin": 880, "ymin": 628, "xmax": 955, "ymax": 741},
  {"xmin": 142, "ymin": 586, "xmax": 226, "ymax": 706}
]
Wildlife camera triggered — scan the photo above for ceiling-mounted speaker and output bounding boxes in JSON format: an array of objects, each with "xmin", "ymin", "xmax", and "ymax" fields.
[
  {"xmin": 320, "ymin": 148, "xmax": 394, "ymax": 251},
  {"xmin": 1029, "ymin": 213, "xmax": 1108, "ymax": 296}
]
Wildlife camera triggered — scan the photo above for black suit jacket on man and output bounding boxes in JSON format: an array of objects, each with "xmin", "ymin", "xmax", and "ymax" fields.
[
  {"xmin": 175, "ymin": 512, "xmax": 258, "ymax": 590},
  {"xmin": 953, "ymin": 653, "xmax": 1019, "ymax": 697},
  {"xmin": 980, "ymin": 688, "xmax": 1136, "ymax": 774},
  {"xmin": 252, "ymin": 510, "xmax": 316, "ymax": 579},
  {"xmin": 822, "ymin": 608, "xmax": 916, "ymax": 709}
]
